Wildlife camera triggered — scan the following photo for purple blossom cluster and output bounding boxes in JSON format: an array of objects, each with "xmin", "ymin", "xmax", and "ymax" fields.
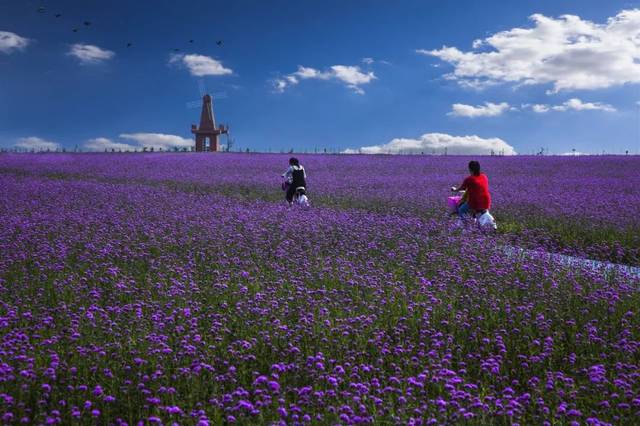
[{"xmin": 0, "ymin": 154, "xmax": 639, "ymax": 425}]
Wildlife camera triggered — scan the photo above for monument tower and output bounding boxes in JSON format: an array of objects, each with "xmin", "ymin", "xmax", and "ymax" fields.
[{"xmin": 191, "ymin": 94, "xmax": 228, "ymax": 152}]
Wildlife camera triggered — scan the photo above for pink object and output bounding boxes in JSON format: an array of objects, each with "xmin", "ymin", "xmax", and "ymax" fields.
[{"xmin": 447, "ymin": 195, "xmax": 462, "ymax": 213}]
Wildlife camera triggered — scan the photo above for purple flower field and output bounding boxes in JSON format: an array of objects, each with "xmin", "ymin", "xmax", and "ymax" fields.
[
  {"xmin": 1, "ymin": 153, "xmax": 639, "ymax": 425},
  {"xmin": 2, "ymin": 153, "xmax": 638, "ymax": 264}
]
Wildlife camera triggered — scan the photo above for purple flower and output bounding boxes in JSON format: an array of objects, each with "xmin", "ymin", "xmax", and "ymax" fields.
[{"xmin": 268, "ymin": 381, "xmax": 280, "ymax": 392}]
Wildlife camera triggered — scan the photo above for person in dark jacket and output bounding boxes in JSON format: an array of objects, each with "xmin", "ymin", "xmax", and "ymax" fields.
[{"xmin": 282, "ymin": 157, "xmax": 307, "ymax": 204}]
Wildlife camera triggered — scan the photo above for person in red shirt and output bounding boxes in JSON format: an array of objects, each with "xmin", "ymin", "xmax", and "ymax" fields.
[{"xmin": 452, "ymin": 160, "xmax": 491, "ymax": 220}]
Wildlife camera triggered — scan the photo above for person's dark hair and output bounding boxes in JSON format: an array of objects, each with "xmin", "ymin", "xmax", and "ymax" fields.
[
  {"xmin": 289, "ymin": 157, "xmax": 299, "ymax": 166},
  {"xmin": 468, "ymin": 160, "xmax": 481, "ymax": 176}
]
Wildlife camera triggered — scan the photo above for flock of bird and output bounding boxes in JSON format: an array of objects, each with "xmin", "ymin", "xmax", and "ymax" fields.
[{"xmin": 36, "ymin": 5, "xmax": 224, "ymax": 51}]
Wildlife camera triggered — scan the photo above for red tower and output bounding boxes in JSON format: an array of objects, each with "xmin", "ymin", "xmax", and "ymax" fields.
[{"xmin": 191, "ymin": 94, "xmax": 228, "ymax": 152}]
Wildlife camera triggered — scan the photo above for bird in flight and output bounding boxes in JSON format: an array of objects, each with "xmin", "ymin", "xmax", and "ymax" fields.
[
  {"xmin": 189, "ymin": 39, "xmax": 194, "ymax": 43},
  {"xmin": 55, "ymin": 13, "xmax": 62, "ymax": 18},
  {"xmin": 126, "ymin": 42, "xmax": 133, "ymax": 48},
  {"xmin": 83, "ymin": 21, "xmax": 92, "ymax": 26},
  {"xmin": 72, "ymin": 28, "xmax": 79, "ymax": 33},
  {"xmin": 216, "ymin": 40, "xmax": 223, "ymax": 47}
]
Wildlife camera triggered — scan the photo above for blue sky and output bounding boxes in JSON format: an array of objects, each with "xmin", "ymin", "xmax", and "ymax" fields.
[{"xmin": 1, "ymin": 0, "xmax": 640, "ymax": 154}]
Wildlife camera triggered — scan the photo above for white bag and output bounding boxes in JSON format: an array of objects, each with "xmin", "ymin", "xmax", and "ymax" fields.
[
  {"xmin": 478, "ymin": 211, "xmax": 497, "ymax": 230},
  {"xmin": 297, "ymin": 194, "xmax": 310, "ymax": 208}
]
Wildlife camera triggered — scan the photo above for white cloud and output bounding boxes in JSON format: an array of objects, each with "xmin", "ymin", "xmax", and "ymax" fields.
[
  {"xmin": 119, "ymin": 133, "xmax": 192, "ymax": 150},
  {"xmin": 15, "ymin": 137, "xmax": 60, "ymax": 151},
  {"xmin": 555, "ymin": 98, "xmax": 616, "ymax": 112},
  {"xmin": 449, "ymin": 102, "xmax": 510, "ymax": 117},
  {"xmin": 274, "ymin": 64, "xmax": 376, "ymax": 94},
  {"xmin": 419, "ymin": 9, "xmax": 640, "ymax": 92},
  {"xmin": 295, "ymin": 65, "xmax": 330, "ymax": 80},
  {"xmin": 0, "ymin": 31, "xmax": 30, "ymax": 54},
  {"xmin": 67, "ymin": 43, "xmax": 115, "ymax": 64},
  {"xmin": 274, "ymin": 79, "xmax": 288, "ymax": 92},
  {"xmin": 332, "ymin": 65, "xmax": 375, "ymax": 89},
  {"xmin": 532, "ymin": 104, "xmax": 550, "ymax": 113},
  {"xmin": 84, "ymin": 137, "xmax": 137, "ymax": 152},
  {"xmin": 472, "ymin": 39, "xmax": 484, "ymax": 49},
  {"xmin": 15, "ymin": 134, "xmax": 194, "ymax": 152},
  {"xmin": 170, "ymin": 53, "xmax": 232, "ymax": 76},
  {"xmin": 528, "ymin": 98, "xmax": 616, "ymax": 113},
  {"xmin": 344, "ymin": 133, "xmax": 516, "ymax": 155},
  {"xmin": 361, "ymin": 57, "xmax": 391, "ymax": 65}
]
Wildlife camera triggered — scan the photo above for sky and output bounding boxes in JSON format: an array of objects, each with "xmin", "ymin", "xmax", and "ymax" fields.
[{"xmin": 1, "ymin": 0, "xmax": 640, "ymax": 155}]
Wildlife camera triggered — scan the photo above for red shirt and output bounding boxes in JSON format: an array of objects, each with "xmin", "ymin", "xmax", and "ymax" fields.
[{"xmin": 460, "ymin": 173, "xmax": 491, "ymax": 210}]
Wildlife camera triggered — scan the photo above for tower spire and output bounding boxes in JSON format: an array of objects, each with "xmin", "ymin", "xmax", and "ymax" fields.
[{"xmin": 199, "ymin": 94, "xmax": 216, "ymax": 131}]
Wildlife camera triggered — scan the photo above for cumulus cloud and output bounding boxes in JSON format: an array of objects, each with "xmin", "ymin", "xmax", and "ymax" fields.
[
  {"xmin": 419, "ymin": 9, "xmax": 640, "ymax": 92},
  {"xmin": 119, "ymin": 133, "xmax": 192, "ymax": 150},
  {"xmin": 169, "ymin": 53, "xmax": 232, "ymax": 76},
  {"xmin": 449, "ymin": 102, "xmax": 510, "ymax": 117},
  {"xmin": 527, "ymin": 98, "xmax": 616, "ymax": 113},
  {"xmin": 67, "ymin": 43, "xmax": 115, "ymax": 64},
  {"xmin": 84, "ymin": 137, "xmax": 137, "ymax": 152},
  {"xmin": 344, "ymin": 133, "xmax": 516, "ymax": 155},
  {"xmin": 0, "ymin": 31, "xmax": 30, "ymax": 54},
  {"xmin": 274, "ymin": 64, "xmax": 376, "ymax": 94},
  {"xmin": 15, "ymin": 137, "xmax": 60, "ymax": 151}
]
